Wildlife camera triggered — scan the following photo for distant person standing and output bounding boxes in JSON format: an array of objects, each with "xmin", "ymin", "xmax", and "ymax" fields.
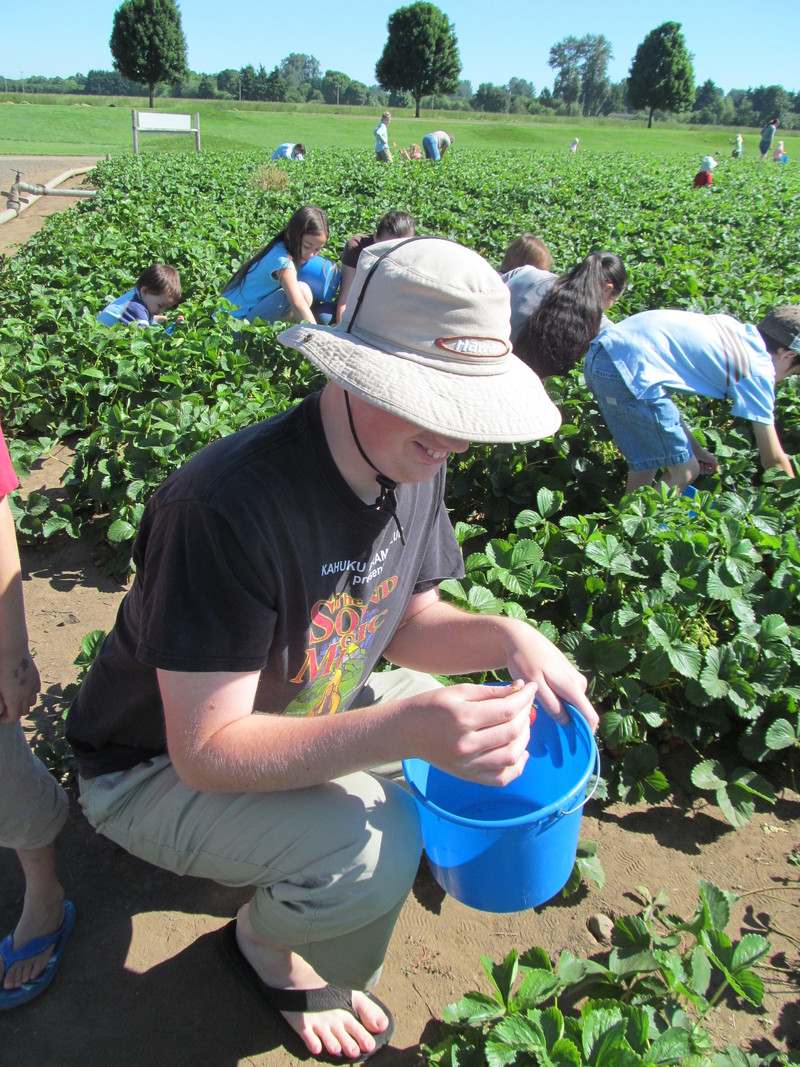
[
  {"xmin": 760, "ymin": 118, "xmax": 779, "ymax": 160},
  {"xmin": 374, "ymin": 111, "xmax": 392, "ymax": 162},
  {"xmin": 570, "ymin": 137, "xmax": 580, "ymax": 153},
  {"xmin": 421, "ymin": 131, "xmax": 453, "ymax": 161},
  {"xmin": 271, "ymin": 143, "xmax": 306, "ymax": 161},
  {"xmin": 731, "ymin": 132, "xmax": 743, "ymax": 158},
  {"xmin": 773, "ymin": 140, "xmax": 787, "ymax": 162}
]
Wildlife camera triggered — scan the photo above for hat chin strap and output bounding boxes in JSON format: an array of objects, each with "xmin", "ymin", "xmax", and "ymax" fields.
[{"xmin": 344, "ymin": 392, "xmax": 406, "ymax": 545}]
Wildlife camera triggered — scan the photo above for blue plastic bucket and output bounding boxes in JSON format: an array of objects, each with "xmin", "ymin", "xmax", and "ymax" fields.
[
  {"xmin": 403, "ymin": 702, "xmax": 599, "ymax": 912},
  {"xmin": 297, "ymin": 255, "xmax": 341, "ymax": 302}
]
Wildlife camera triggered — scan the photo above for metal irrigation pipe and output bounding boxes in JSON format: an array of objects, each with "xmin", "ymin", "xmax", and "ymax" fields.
[{"xmin": 0, "ymin": 166, "xmax": 97, "ymax": 226}]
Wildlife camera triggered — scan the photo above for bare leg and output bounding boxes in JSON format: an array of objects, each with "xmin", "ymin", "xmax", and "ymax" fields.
[
  {"xmin": 662, "ymin": 457, "xmax": 700, "ymax": 491},
  {"xmin": 235, "ymin": 901, "xmax": 390, "ymax": 1060},
  {"xmin": 1, "ymin": 843, "xmax": 65, "ymax": 989},
  {"xmin": 625, "ymin": 468, "xmax": 658, "ymax": 493}
]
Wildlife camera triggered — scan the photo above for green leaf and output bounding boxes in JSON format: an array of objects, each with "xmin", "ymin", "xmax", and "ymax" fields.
[
  {"xmin": 731, "ymin": 933, "xmax": 770, "ymax": 972},
  {"xmin": 443, "ymin": 991, "xmax": 503, "ymax": 1025},
  {"xmin": 765, "ymin": 718, "xmax": 798, "ymax": 750},
  {"xmin": 107, "ymin": 518, "xmax": 136, "ymax": 543},
  {"xmin": 688, "ymin": 945, "xmax": 711, "ymax": 996},
  {"xmin": 466, "ymin": 586, "xmax": 505, "ymax": 615},
  {"xmin": 645, "ymin": 1027, "xmax": 692, "ymax": 1064},
  {"xmin": 483, "ymin": 950, "xmax": 518, "ymax": 1004},
  {"xmin": 699, "ymin": 880, "xmax": 733, "ymax": 932},
  {"xmin": 691, "ymin": 760, "xmax": 727, "ymax": 791},
  {"xmin": 728, "ymin": 967, "xmax": 765, "ymax": 1007},
  {"xmin": 515, "ymin": 968, "xmax": 562, "ymax": 1007}
]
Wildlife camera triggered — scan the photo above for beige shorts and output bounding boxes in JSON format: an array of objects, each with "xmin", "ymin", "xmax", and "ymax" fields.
[
  {"xmin": 78, "ymin": 668, "xmax": 440, "ymax": 988},
  {"xmin": 0, "ymin": 721, "xmax": 69, "ymax": 850}
]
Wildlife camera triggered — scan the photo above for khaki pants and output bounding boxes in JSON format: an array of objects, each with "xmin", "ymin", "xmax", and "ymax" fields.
[
  {"xmin": 0, "ymin": 721, "xmax": 68, "ymax": 851},
  {"xmin": 375, "ymin": 148, "xmax": 393, "ymax": 163},
  {"xmin": 78, "ymin": 668, "xmax": 441, "ymax": 989}
]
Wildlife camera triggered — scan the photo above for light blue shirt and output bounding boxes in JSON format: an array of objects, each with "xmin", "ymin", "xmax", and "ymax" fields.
[
  {"xmin": 222, "ymin": 242, "xmax": 294, "ymax": 320},
  {"xmin": 374, "ymin": 122, "xmax": 389, "ymax": 153},
  {"xmin": 271, "ymin": 143, "xmax": 303, "ymax": 161},
  {"xmin": 595, "ymin": 310, "xmax": 776, "ymax": 424}
]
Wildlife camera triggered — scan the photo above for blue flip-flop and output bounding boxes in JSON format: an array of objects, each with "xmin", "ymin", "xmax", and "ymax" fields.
[{"xmin": 0, "ymin": 899, "xmax": 76, "ymax": 1010}]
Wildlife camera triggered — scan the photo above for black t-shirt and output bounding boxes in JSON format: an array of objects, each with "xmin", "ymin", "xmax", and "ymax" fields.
[
  {"xmin": 341, "ymin": 234, "xmax": 375, "ymax": 270},
  {"xmin": 66, "ymin": 392, "xmax": 465, "ymax": 778}
]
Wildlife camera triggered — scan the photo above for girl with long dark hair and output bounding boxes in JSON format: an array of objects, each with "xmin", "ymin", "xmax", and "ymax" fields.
[
  {"xmin": 506, "ymin": 251, "xmax": 627, "ymax": 377},
  {"xmin": 222, "ymin": 205, "xmax": 331, "ymax": 324}
]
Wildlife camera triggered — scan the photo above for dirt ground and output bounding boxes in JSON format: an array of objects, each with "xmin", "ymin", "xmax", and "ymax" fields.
[{"xmin": 0, "ymin": 163, "xmax": 798, "ymax": 1067}]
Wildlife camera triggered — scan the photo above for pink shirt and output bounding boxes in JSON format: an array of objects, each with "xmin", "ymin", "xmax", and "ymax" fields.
[{"xmin": 0, "ymin": 423, "xmax": 19, "ymax": 497}]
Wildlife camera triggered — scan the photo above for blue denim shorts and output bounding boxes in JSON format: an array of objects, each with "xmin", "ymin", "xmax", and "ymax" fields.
[{"xmin": 584, "ymin": 343, "xmax": 692, "ymax": 472}]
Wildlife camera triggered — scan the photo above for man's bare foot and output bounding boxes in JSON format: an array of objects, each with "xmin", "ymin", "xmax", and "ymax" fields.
[
  {"xmin": 234, "ymin": 903, "xmax": 391, "ymax": 1059},
  {"xmin": 1, "ymin": 895, "xmax": 65, "ymax": 990}
]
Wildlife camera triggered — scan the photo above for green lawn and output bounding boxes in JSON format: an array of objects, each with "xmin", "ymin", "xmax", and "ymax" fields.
[{"xmin": 2, "ymin": 94, "xmax": 796, "ymax": 158}]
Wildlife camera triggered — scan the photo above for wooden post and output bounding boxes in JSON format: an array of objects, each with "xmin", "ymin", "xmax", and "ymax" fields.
[{"xmin": 132, "ymin": 109, "xmax": 139, "ymax": 155}]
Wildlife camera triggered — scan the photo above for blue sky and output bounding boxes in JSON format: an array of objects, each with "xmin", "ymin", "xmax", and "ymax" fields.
[{"xmin": 2, "ymin": 1, "xmax": 798, "ymax": 95}]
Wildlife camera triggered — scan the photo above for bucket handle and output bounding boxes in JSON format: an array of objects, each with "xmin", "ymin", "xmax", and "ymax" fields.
[{"xmin": 560, "ymin": 744, "xmax": 601, "ymax": 816}]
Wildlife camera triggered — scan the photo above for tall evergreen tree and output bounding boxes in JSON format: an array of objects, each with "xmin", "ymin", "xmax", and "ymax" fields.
[
  {"xmin": 110, "ymin": 0, "xmax": 188, "ymax": 107},
  {"xmin": 628, "ymin": 21, "xmax": 695, "ymax": 128},
  {"xmin": 375, "ymin": 2, "xmax": 461, "ymax": 118}
]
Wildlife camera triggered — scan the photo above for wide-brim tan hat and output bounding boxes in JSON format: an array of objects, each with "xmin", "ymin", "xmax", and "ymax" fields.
[{"xmin": 279, "ymin": 236, "xmax": 562, "ymax": 443}]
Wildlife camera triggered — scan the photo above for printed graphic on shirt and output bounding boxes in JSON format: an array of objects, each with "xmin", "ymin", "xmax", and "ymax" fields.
[
  {"xmin": 283, "ymin": 575, "xmax": 399, "ymax": 717},
  {"xmin": 711, "ymin": 316, "xmax": 754, "ymax": 388}
]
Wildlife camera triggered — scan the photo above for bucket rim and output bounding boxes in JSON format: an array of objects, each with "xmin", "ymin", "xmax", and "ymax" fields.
[{"xmin": 402, "ymin": 703, "xmax": 599, "ymax": 831}]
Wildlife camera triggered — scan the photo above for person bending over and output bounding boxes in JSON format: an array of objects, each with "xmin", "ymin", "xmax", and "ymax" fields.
[{"xmin": 583, "ymin": 306, "xmax": 800, "ymax": 494}]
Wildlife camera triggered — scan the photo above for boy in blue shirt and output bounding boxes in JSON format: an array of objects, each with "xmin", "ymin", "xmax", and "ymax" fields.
[
  {"xmin": 584, "ymin": 306, "xmax": 800, "ymax": 493},
  {"xmin": 97, "ymin": 264, "xmax": 182, "ymax": 327},
  {"xmin": 271, "ymin": 143, "xmax": 305, "ymax": 161}
]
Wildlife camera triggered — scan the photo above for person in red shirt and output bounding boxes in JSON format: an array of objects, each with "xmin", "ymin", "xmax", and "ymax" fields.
[{"xmin": 693, "ymin": 155, "xmax": 717, "ymax": 188}]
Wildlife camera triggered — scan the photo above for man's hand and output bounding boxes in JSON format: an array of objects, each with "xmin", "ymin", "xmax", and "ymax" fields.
[
  {"xmin": 505, "ymin": 628, "xmax": 598, "ymax": 731},
  {"xmin": 409, "ymin": 679, "xmax": 536, "ymax": 786}
]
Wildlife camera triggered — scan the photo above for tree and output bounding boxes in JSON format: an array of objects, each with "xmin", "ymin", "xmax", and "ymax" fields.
[
  {"xmin": 627, "ymin": 21, "xmax": 694, "ymax": 128},
  {"xmin": 549, "ymin": 34, "xmax": 612, "ymax": 116},
  {"xmin": 109, "ymin": 0, "xmax": 188, "ymax": 107},
  {"xmin": 264, "ymin": 67, "xmax": 287, "ymax": 102},
  {"xmin": 321, "ymin": 70, "xmax": 350, "ymax": 105},
  {"xmin": 691, "ymin": 78, "xmax": 724, "ymax": 124},
  {"xmin": 197, "ymin": 75, "xmax": 215, "ymax": 99},
  {"xmin": 579, "ymin": 34, "xmax": 613, "ymax": 116},
  {"xmin": 508, "ymin": 77, "xmax": 534, "ymax": 98},
  {"xmin": 216, "ymin": 68, "xmax": 239, "ymax": 98},
  {"xmin": 375, "ymin": 2, "xmax": 460, "ymax": 118},
  {"xmin": 548, "ymin": 36, "xmax": 582, "ymax": 114},
  {"xmin": 471, "ymin": 82, "xmax": 509, "ymax": 113},
  {"xmin": 279, "ymin": 53, "xmax": 321, "ymax": 91},
  {"xmin": 749, "ymin": 84, "xmax": 792, "ymax": 125},
  {"xmin": 239, "ymin": 64, "xmax": 257, "ymax": 101},
  {"xmin": 344, "ymin": 79, "xmax": 370, "ymax": 106}
]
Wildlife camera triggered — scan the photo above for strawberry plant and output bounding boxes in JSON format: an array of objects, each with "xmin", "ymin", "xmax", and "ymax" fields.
[
  {"xmin": 425, "ymin": 880, "xmax": 796, "ymax": 1067},
  {"xmin": 3, "ymin": 148, "xmax": 800, "ymax": 821}
]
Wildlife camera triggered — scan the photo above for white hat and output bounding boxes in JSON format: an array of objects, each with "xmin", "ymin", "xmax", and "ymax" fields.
[
  {"xmin": 279, "ymin": 237, "xmax": 562, "ymax": 443},
  {"xmin": 701, "ymin": 155, "xmax": 718, "ymax": 171}
]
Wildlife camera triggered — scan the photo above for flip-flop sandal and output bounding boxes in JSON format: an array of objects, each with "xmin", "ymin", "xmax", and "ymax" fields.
[
  {"xmin": 0, "ymin": 900, "xmax": 77, "ymax": 1011},
  {"xmin": 220, "ymin": 920, "xmax": 394, "ymax": 1062}
]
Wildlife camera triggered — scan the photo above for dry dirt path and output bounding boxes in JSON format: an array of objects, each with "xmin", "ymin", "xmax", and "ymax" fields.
[{"xmin": 0, "ymin": 155, "xmax": 104, "ymax": 257}]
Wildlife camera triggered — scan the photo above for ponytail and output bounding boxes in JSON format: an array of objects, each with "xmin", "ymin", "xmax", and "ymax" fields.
[{"xmin": 516, "ymin": 251, "xmax": 627, "ymax": 377}]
